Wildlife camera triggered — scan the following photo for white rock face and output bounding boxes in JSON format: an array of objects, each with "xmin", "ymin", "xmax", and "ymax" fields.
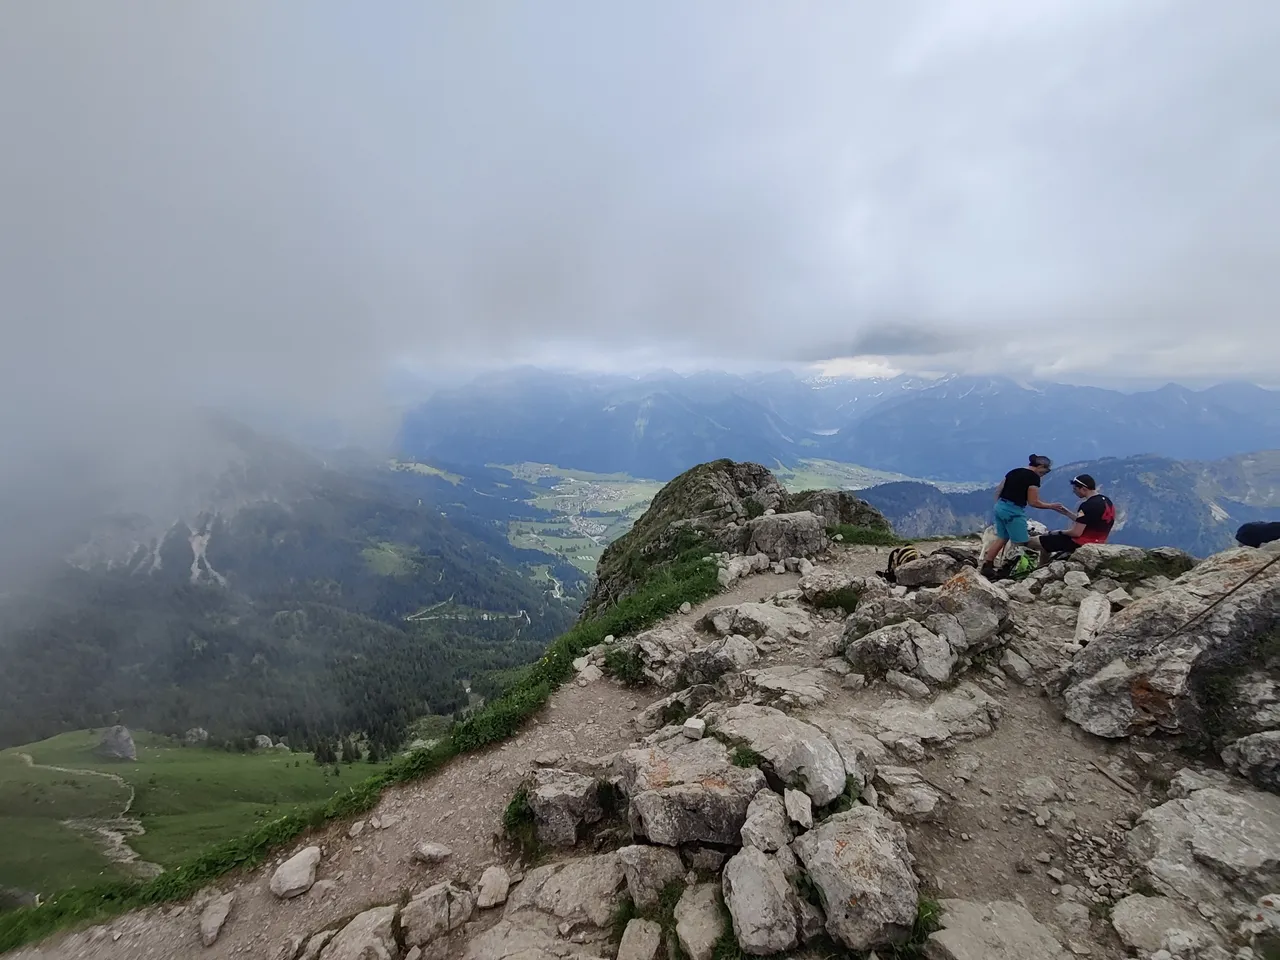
[
  {"xmin": 722, "ymin": 846, "xmax": 798, "ymax": 955},
  {"xmin": 270, "ymin": 846, "xmax": 322, "ymax": 900},
  {"xmin": 923, "ymin": 898, "xmax": 1071, "ymax": 959}
]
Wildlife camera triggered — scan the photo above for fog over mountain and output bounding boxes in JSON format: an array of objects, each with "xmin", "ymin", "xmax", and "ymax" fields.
[{"xmin": 4, "ymin": 3, "xmax": 1280, "ymax": 580}]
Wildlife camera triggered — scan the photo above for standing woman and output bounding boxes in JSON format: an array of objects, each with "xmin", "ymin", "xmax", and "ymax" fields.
[{"xmin": 980, "ymin": 454, "xmax": 1073, "ymax": 579}]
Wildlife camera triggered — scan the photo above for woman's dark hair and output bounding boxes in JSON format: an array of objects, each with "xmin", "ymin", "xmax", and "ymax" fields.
[{"xmin": 1028, "ymin": 454, "xmax": 1052, "ymax": 469}]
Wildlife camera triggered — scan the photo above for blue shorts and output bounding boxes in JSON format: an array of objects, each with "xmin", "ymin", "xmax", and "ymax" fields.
[{"xmin": 993, "ymin": 499, "xmax": 1029, "ymax": 544}]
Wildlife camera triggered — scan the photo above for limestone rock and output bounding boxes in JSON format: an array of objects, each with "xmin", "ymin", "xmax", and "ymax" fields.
[
  {"xmin": 634, "ymin": 685, "xmax": 718, "ymax": 734},
  {"xmin": 710, "ymin": 704, "xmax": 847, "ymax": 805},
  {"xmin": 844, "ymin": 593, "xmax": 924, "ymax": 642},
  {"xmin": 682, "ymin": 634, "xmax": 759, "ymax": 685},
  {"xmin": 1127, "ymin": 785, "xmax": 1280, "ymax": 906},
  {"xmin": 319, "ymin": 905, "xmax": 398, "ymax": 960},
  {"xmin": 1018, "ymin": 776, "xmax": 1063, "ymax": 806},
  {"xmin": 786, "ymin": 489, "xmax": 890, "ymax": 531},
  {"xmin": 1073, "ymin": 593, "xmax": 1111, "ymax": 646},
  {"xmin": 253, "ymin": 735, "xmax": 275, "ymax": 750},
  {"xmin": 737, "ymin": 665, "xmax": 829, "ymax": 708},
  {"xmin": 95, "ymin": 725, "xmax": 136, "ymax": 761},
  {"xmin": 849, "ymin": 683, "xmax": 1002, "ymax": 749},
  {"xmin": 722, "ymin": 846, "xmax": 798, "ymax": 955},
  {"xmin": 886, "ymin": 670, "xmax": 932, "ymax": 699},
  {"xmin": 675, "ymin": 883, "xmax": 726, "ymax": 960},
  {"xmin": 894, "ymin": 552, "xmax": 966, "ymax": 588},
  {"xmin": 923, "ymin": 898, "xmax": 1071, "ymax": 959},
  {"xmin": 1063, "ymin": 549, "xmax": 1280, "ymax": 741},
  {"xmin": 741, "ymin": 789, "xmax": 792, "ymax": 852},
  {"xmin": 412, "ymin": 842, "xmax": 454, "ymax": 866},
  {"xmin": 620, "ymin": 737, "xmax": 767, "ymax": 846},
  {"xmin": 807, "ymin": 715, "xmax": 886, "ymax": 789},
  {"xmin": 503, "ymin": 852, "xmax": 626, "ymax": 930},
  {"xmin": 300, "ymin": 930, "xmax": 338, "ymax": 960},
  {"xmin": 476, "ymin": 866, "xmax": 512, "ymax": 909},
  {"xmin": 875, "ymin": 766, "xmax": 947, "ymax": 823},
  {"xmin": 1000, "ymin": 649, "xmax": 1034, "ymax": 684},
  {"xmin": 618, "ymin": 919, "xmax": 662, "ymax": 960},
  {"xmin": 401, "ymin": 881, "xmax": 475, "ymax": 948},
  {"xmin": 199, "ymin": 892, "xmax": 234, "ymax": 947},
  {"xmin": 683, "ymin": 717, "xmax": 707, "ymax": 739},
  {"xmin": 618, "ymin": 845, "xmax": 686, "ymax": 911},
  {"xmin": 793, "ymin": 807, "xmax": 918, "ymax": 951},
  {"xmin": 1222, "ymin": 731, "xmax": 1280, "ymax": 792},
  {"xmin": 743, "ymin": 511, "xmax": 828, "ymax": 562},
  {"xmin": 920, "ymin": 567, "xmax": 1010, "ymax": 652},
  {"xmin": 698, "ymin": 602, "xmax": 812, "ymax": 641},
  {"xmin": 1071, "ymin": 543, "xmax": 1147, "ymax": 571},
  {"xmin": 184, "ymin": 727, "xmax": 209, "ymax": 745},
  {"xmin": 525, "ymin": 768, "xmax": 604, "ymax": 847},
  {"xmin": 846, "ymin": 620, "xmax": 957, "ymax": 686},
  {"xmin": 270, "ymin": 846, "xmax": 321, "ymax": 899},
  {"xmin": 784, "ymin": 788, "xmax": 813, "ymax": 829},
  {"xmin": 1110, "ymin": 894, "xmax": 1222, "ymax": 956}
]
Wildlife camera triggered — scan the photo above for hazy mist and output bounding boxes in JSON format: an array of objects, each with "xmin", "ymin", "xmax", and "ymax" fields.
[{"xmin": 3, "ymin": 2, "xmax": 1280, "ymax": 562}]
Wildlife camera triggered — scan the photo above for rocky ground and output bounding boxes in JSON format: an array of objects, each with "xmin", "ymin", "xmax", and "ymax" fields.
[{"xmin": 9, "ymin": 530, "xmax": 1280, "ymax": 960}]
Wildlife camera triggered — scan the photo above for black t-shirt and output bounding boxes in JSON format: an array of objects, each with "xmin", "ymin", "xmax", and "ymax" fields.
[
  {"xmin": 1074, "ymin": 494, "xmax": 1115, "ymax": 544},
  {"xmin": 998, "ymin": 468, "xmax": 1040, "ymax": 508}
]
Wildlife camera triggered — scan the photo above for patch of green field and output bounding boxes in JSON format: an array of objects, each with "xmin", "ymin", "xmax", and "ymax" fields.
[
  {"xmin": 361, "ymin": 540, "xmax": 417, "ymax": 576},
  {"xmin": 508, "ymin": 521, "xmax": 603, "ymax": 573},
  {"xmin": 388, "ymin": 459, "xmax": 463, "ymax": 485},
  {"xmin": 0, "ymin": 731, "xmax": 391, "ymax": 895},
  {"xmin": 774, "ymin": 458, "xmax": 985, "ymax": 493}
]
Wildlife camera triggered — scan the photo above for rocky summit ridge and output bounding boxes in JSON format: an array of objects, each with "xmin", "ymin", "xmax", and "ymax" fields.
[{"xmin": 7, "ymin": 460, "xmax": 1280, "ymax": 960}]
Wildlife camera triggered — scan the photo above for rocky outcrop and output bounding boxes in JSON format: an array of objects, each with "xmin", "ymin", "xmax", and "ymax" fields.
[
  {"xmin": 786, "ymin": 489, "xmax": 891, "ymax": 531},
  {"xmin": 741, "ymin": 511, "xmax": 827, "ymax": 562},
  {"xmin": 617, "ymin": 845, "xmax": 685, "ymax": 910},
  {"xmin": 95, "ymin": 725, "xmax": 136, "ymax": 761},
  {"xmin": 1062, "ymin": 548, "xmax": 1280, "ymax": 743},
  {"xmin": 620, "ymin": 737, "xmax": 768, "ymax": 846},
  {"xmin": 319, "ymin": 905, "xmax": 397, "ymax": 960},
  {"xmin": 523, "ymin": 768, "xmax": 604, "ymax": 847},
  {"xmin": 722, "ymin": 846, "xmax": 797, "ymax": 955},
  {"xmin": 923, "ymin": 899, "xmax": 1071, "ymax": 960},
  {"xmin": 740, "ymin": 789, "xmax": 791, "ymax": 852},
  {"xmin": 1222, "ymin": 730, "xmax": 1280, "ymax": 791},
  {"xmin": 583, "ymin": 460, "xmax": 789, "ymax": 616},
  {"xmin": 709, "ymin": 704, "xmax": 847, "ymax": 805},
  {"xmin": 1127, "ymin": 780, "xmax": 1280, "ymax": 906},
  {"xmin": 698, "ymin": 602, "xmax": 812, "ymax": 641},
  {"xmin": 893, "ymin": 552, "xmax": 966, "ymax": 588},
  {"xmin": 401, "ymin": 880, "xmax": 475, "ymax": 950},
  {"xmin": 845, "ymin": 620, "xmax": 956, "ymax": 686},
  {"xmin": 792, "ymin": 807, "xmax": 918, "ymax": 951}
]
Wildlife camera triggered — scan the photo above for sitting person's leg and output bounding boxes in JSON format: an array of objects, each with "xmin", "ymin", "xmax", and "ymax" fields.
[{"xmin": 1034, "ymin": 532, "xmax": 1079, "ymax": 564}]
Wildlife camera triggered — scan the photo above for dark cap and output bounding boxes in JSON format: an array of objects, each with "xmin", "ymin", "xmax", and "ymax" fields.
[
  {"xmin": 1029, "ymin": 454, "xmax": 1052, "ymax": 469},
  {"xmin": 1072, "ymin": 474, "xmax": 1097, "ymax": 489}
]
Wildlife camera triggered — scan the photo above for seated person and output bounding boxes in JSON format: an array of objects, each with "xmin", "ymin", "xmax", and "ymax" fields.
[
  {"xmin": 1236, "ymin": 521, "xmax": 1280, "ymax": 549},
  {"xmin": 1030, "ymin": 474, "xmax": 1115, "ymax": 564}
]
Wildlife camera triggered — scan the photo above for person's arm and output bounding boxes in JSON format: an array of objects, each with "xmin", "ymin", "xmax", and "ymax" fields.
[
  {"xmin": 1061, "ymin": 519, "xmax": 1087, "ymax": 537},
  {"xmin": 1026, "ymin": 487, "xmax": 1071, "ymax": 515}
]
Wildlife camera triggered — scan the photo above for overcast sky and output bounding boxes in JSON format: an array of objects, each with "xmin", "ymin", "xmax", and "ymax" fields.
[{"xmin": 3, "ymin": 0, "xmax": 1280, "ymax": 439}]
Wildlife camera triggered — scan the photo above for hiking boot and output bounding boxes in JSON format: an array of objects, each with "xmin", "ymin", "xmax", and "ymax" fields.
[{"xmin": 980, "ymin": 562, "xmax": 996, "ymax": 580}]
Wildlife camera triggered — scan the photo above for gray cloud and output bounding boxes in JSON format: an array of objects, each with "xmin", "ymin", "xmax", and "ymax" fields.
[{"xmin": 2, "ymin": 1, "xmax": 1280, "ymax": 513}]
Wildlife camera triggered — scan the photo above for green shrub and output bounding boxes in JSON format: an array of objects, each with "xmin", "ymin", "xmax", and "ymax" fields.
[
  {"xmin": 730, "ymin": 746, "xmax": 764, "ymax": 768},
  {"xmin": 744, "ymin": 498, "xmax": 765, "ymax": 520},
  {"xmin": 502, "ymin": 785, "xmax": 539, "ymax": 862},
  {"xmin": 602, "ymin": 646, "xmax": 647, "ymax": 687},
  {"xmin": 828, "ymin": 524, "xmax": 907, "ymax": 547}
]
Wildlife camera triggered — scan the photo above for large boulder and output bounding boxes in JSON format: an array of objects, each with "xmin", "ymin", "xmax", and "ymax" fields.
[
  {"xmin": 681, "ymin": 635, "xmax": 759, "ymax": 685},
  {"xmin": 698, "ymin": 603, "xmax": 812, "ymax": 641},
  {"xmin": 923, "ymin": 899, "xmax": 1070, "ymax": 960},
  {"xmin": 722, "ymin": 846, "xmax": 798, "ymax": 955},
  {"xmin": 894, "ymin": 553, "xmax": 966, "ymax": 588},
  {"xmin": 270, "ymin": 846, "xmax": 322, "ymax": 899},
  {"xmin": 709, "ymin": 704, "xmax": 848, "ymax": 806},
  {"xmin": 584, "ymin": 460, "xmax": 787, "ymax": 617},
  {"xmin": 845, "ymin": 620, "xmax": 956, "ymax": 686},
  {"xmin": 1062, "ymin": 548, "xmax": 1280, "ymax": 742},
  {"xmin": 319, "ymin": 905, "xmax": 398, "ymax": 960},
  {"xmin": 792, "ymin": 807, "xmax": 918, "ymax": 951},
  {"xmin": 620, "ymin": 737, "xmax": 767, "ymax": 846},
  {"xmin": 1127, "ymin": 781, "xmax": 1280, "ymax": 906},
  {"xmin": 617, "ymin": 845, "xmax": 686, "ymax": 911},
  {"xmin": 95, "ymin": 725, "xmax": 136, "ymax": 761},
  {"xmin": 1222, "ymin": 731, "xmax": 1280, "ymax": 791},
  {"xmin": 740, "ymin": 789, "xmax": 792, "ymax": 852},
  {"xmin": 786, "ymin": 489, "xmax": 891, "ymax": 531},
  {"xmin": 401, "ymin": 880, "xmax": 476, "ymax": 949},
  {"xmin": 918, "ymin": 568, "xmax": 1010, "ymax": 652},
  {"xmin": 742, "ymin": 511, "xmax": 828, "ymax": 562},
  {"xmin": 524, "ymin": 768, "xmax": 604, "ymax": 847},
  {"xmin": 502, "ymin": 852, "xmax": 627, "ymax": 931}
]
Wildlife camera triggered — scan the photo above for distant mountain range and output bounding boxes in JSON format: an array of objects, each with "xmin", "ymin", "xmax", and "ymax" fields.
[
  {"xmin": 858, "ymin": 451, "xmax": 1280, "ymax": 557},
  {"xmin": 0, "ymin": 418, "xmax": 586, "ymax": 750},
  {"xmin": 398, "ymin": 368, "xmax": 1280, "ymax": 482}
]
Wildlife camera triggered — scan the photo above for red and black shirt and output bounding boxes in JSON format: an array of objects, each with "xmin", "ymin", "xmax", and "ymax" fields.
[{"xmin": 1073, "ymin": 494, "xmax": 1115, "ymax": 545}]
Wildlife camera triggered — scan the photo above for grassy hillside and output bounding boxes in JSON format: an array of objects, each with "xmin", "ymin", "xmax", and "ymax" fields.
[{"xmin": 0, "ymin": 730, "xmax": 389, "ymax": 897}]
